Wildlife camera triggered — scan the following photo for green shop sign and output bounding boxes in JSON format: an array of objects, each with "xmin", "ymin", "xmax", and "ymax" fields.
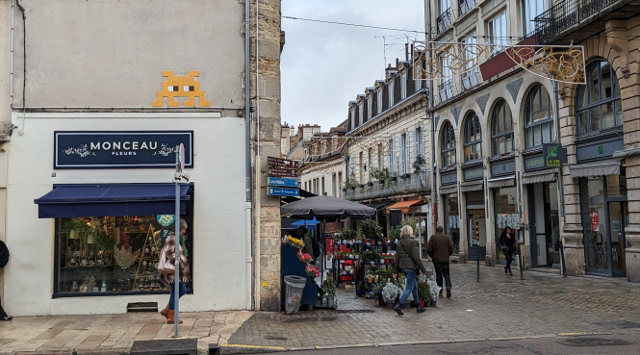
[{"xmin": 543, "ymin": 143, "xmax": 567, "ymax": 168}]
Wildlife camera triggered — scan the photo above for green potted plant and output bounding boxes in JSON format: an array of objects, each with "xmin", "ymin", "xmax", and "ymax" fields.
[
  {"xmin": 412, "ymin": 154, "xmax": 426, "ymax": 172},
  {"xmin": 418, "ymin": 282, "xmax": 431, "ymax": 308},
  {"xmin": 322, "ymin": 277, "xmax": 337, "ymax": 307}
]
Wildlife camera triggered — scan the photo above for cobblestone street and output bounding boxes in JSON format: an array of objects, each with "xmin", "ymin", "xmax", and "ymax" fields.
[
  {"xmin": 1, "ymin": 262, "xmax": 640, "ymax": 354},
  {"xmin": 228, "ymin": 262, "xmax": 640, "ymax": 349}
]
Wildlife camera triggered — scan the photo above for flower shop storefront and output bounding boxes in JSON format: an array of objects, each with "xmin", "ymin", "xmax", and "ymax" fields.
[{"xmin": 35, "ymin": 184, "xmax": 194, "ymax": 297}]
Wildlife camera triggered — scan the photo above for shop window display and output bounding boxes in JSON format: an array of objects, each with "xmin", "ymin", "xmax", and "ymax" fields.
[{"xmin": 54, "ymin": 215, "xmax": 191, "ymax": 296}]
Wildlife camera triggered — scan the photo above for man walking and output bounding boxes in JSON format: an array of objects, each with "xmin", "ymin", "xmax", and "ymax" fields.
[{"xmin": 426, "ymin": 225, "xmax": 453, "ymax": 298}]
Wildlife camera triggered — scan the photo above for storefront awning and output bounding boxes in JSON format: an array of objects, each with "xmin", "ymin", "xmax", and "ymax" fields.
[
  {"xmin": 522, "ymin": 169, "xmax": 557, "ymax": 185},
  {"xmin": 34, "ymin": 184, "xmax": 190, "ymax": 218},
  {"xmin": 569, "ymin": 160, "xmax": 621, "ymax": 178},
  {"xmin": 386, "ymin": 199, "xmax": 423, "ymax": 213},
  {"xmin": 439, "ymin": 184, "xmax": 457, "ymax": 195},
  {"xmin": 367, "ymin": 201, "xmax": 394, "ymax": 211},
  {"xmin": 460, "ymin": 180, "xmax": 484, "ymax": 192},
  {"xmin": 487, "ymin": 176, "xmax": 515, "ymax": 189},
  {"xmin": 612, "ymin": 147, "xmax": 640, "ymax": 159}
]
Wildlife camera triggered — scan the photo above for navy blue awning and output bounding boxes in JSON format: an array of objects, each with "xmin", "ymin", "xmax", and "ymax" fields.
[{"xmin": 34, "ymin": 184, "xmax": 190, "ymax": 218}]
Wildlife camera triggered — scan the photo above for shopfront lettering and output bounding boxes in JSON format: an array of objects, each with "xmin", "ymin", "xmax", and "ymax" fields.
[
  {"xmin": 55, "ymin": 131, "xmax": 193, "ymax": 169},
  {"xmin": 90, "ymin": 141, "xmax": 158, "ymax": 151}
]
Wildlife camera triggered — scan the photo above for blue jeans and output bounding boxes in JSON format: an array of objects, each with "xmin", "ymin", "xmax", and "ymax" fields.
[
  {"xmin": 168, "ymin": 282, "xmax": 187, "ymax": 310},
  {"xmin": 398, "ymin": 268, "xmax": 419, "ymax": 306}
]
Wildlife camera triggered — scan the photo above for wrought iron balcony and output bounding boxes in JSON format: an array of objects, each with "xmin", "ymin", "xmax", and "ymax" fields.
[
  {"xmin": 436, "ymin": 8, "xmax": 452, "ymax": 34},
  {"xmin": 534, "ymin": 0, "xmax": 620, "ymax": 44},
  {"xmin": 459, "ymin": 0, "xmax": 476, "ymax": 17},
  {"xmin": 343, "ymin": 170, "xmax": 431, "ymax": 202}
]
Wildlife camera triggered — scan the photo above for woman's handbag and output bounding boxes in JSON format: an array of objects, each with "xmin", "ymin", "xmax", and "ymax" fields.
[{"xmin": 157, "ymin": 248, "xmax": 175, "ymax": 273}]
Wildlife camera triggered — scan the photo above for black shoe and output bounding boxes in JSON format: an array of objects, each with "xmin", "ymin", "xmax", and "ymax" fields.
[
  {"xmin": 1, "ymin": 316, "xmax": 12, "ymax": 321},
  {"xmin": 508, "ymin": 270, "xmax": 513, "ymax": 276},
  {"xmin": 416, "ymin": 307, "xmax": 426, "ymax": 313},
  {"xmin": 439, "ymin": 290, "xmax": 443, "ymax": 296},
  {"xmin": 446, "ymin": 287, "xmax": 451, "ymax": 298},
  {"xmin": 393, "ymin": 303, "xmax": 404, "ymax": 316},
  {"xmin": 504, "ymin": 266, "xmax": 508, "ymax": 274}
]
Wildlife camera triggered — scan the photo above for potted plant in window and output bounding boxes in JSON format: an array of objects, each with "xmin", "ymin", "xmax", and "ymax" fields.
[{"xmin": 413, "ymin": 154, "xmax": 426, "ymax": 172}]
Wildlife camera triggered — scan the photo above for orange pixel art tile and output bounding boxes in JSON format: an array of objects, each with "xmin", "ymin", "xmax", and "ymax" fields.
[{"xmin": 152, "ymin": 70, "xmax": 211, "ymax": 107}]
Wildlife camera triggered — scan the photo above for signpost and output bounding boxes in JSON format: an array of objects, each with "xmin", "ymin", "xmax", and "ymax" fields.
[
  {"xmin": 469, "ymin": 246, "xmax": 486, "ymax": 282},
  {"xmin": 267, "ymin": 157, "xmax": 299, "ymax": 196}
]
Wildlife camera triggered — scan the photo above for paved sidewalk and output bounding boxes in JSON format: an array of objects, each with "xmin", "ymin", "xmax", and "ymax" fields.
[{"xmin": 1, "ymin": 263, "xmax": 640, "ymax": 354}]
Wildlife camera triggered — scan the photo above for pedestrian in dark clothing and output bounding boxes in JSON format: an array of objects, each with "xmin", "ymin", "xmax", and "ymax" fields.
[
  {"xmin": 393, "ymin": 225, "xmax": 427, "ymax": 316},
  {"xmin": 426, "ymin": 225, "xmax": 453, "ymax": 298},
  {"xmin": 0, "ymin": 240, "xmax": 13, "ymax": 321},
  {"xmin": 500, "ymin": 226, "xmax": 517, "ymax": 275}
]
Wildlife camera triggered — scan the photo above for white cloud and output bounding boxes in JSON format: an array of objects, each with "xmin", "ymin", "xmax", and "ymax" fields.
[{"xmin": 281, "ymin": 0, "xmax": 425, "ymax": 131}]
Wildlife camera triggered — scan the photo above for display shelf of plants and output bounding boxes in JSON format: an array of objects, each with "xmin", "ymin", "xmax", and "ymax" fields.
[
  {"xmin": 359, "ymin": 220, "xmax": 397, "ymax": 298},
  {"xmin": 332, "ymin": 230, "xmax": 359, "ymax": 285}
]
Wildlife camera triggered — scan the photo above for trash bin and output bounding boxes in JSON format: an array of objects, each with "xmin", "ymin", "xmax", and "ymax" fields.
[{"xmin": 284, "ymin": 275, "xmax": 307, "ymax": 315}]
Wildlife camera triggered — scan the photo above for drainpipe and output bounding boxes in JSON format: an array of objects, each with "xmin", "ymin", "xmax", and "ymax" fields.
[
  {"xmin": 552, "ymin": 80, "xmax": 567, "ymax": 277},
  {"xmin": 244, "ymin": 0, "xmax": 255, "ymax": 310},
  {"xmin": 426, "ymin": 0, "xmax": 437, "ymax": 227}
]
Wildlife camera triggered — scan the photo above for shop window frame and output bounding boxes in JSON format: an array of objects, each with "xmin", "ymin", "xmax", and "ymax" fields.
[
  {"xmin": 441, "ymin": 121, "xmax": 457, "ymax": 169},
  {"xmin": 523, "ymin": 84, "xmax": 554, "ymax": 150},
  {"xmin": 491, "ymin": 99, "xmax": 514, "ymax": 158},
  {"xmin": 463, "ymin": 112, "xmax": 482, "ymax": 163},
  {"xmin": 575, "ymin": 60, "xmax": 622, "ymax": 138}
]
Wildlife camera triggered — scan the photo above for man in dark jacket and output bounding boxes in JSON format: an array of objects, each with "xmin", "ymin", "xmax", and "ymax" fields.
[{"xmin": 426, "ymin": 225, "xmax": 453, "ymax": 298}]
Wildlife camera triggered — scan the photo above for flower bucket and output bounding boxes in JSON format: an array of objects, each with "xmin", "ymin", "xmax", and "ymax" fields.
[
  {"xmin": 430, "ymin": 299, "xmax": 437, "ymax": 307},
  {"xmin": 419, "ymin": 300, "xmax": 425, "ymax": 308},
  {"xmin": 377, "ymin": 293, "xmax": 385, "ymax": 306},
  {"xmin": 386, "ymin": 301, "xmax": 394, "ymax": 309}
]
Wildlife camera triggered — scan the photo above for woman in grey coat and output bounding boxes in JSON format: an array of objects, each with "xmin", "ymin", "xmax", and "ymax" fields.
[{"xmin": 393, "ymin": 225, "xmax": 427, "ymax": 315}]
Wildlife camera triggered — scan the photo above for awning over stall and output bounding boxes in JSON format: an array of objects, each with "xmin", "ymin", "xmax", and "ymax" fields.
[
  {"xmin": 34, "ymin": 184, "xmax": 190, "ymax": 218},
  {"xmin": 386, "ymin": 199, "xmax": 423, "ymax": 213},
  {"xmin": 460, "ymin": 180, "xmax": 484, "ymax": 192},
  {"xmin": 569, "ymin": 159, "xmax": 621, "ymax": 178},
  {"xmin": 439, "ymin": 184, "xmax": 457, "ymax": 195}
]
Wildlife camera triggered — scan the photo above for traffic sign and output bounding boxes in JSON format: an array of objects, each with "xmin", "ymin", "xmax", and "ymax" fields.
[
  {"xmin": 269, "ymin": 167, "xmax": 298, "ymax": 177},
  {"xmin": 267, "ymin": 187, "xmax": 299, "ymax": 196},
  {"xmin": 268, "ymin": 177, "xmax": 299, "ymax": 187},
  {"xmin": 268, "ymin": 156, "xmax": 299, "ymax": 169},
  {"xmin": 172, "ymin": 171, "xmax": 191, "ymax": 183}
]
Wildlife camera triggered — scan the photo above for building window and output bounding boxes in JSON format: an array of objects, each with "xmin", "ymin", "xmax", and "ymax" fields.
[
  {"xmin": 437, "ymin": 0, "xmax": 452, "ymax": 33},
  {"xmin": 414, "ymin": 126, "xmax": 424, "ymax": 163},
  {"xmin": 322, "ymin": 176, "xmax": 325, "ymax": 195},
  {"xmin": 377, "ymin": 89, "xmax": 383, "ymax": 113},
  {"xmin": 389, "ymin": 138, "xmax": 396, "ymax": 175},
  {"xmin": 462, "ymin": 34, "xmax": 479, "ymax": 90},
  {"xmin": 488, "ymin": 10, "xmax": 508, "ymax": 51},
  {"xmin": 332, "ymin": 174, "xmax": 336, "ymax": 196},
  {"xmin": 491, "ymin": 99, "xmax": 514, "ymax": 157},
  {"xmin": 464, "ymin": 112, "xmax": 482, "ymax": 162},
  {"xmin": 524, "ymin": 84, "xmax": 554, "ymax": 148},
  {"xmin": 401, "ymin": 72, "xmax": 407, "ymax": 99},
  {"xmin": 358, "ymin": 102, "xmax": 364, "ymax": 126},
  {"xmin": 359, "ymin": 152, "xmax": 364, "ymax": 184},
  {"xmin": 523, "ymin": 0, "xmax": 546, "ymax": 36},
  {"xmin": 439, "ymin": 52, "xmax": 453, "ymax": 101},
  {"xmin": 378, "ymin": 144, "xmax": 384, "ymax": 171},
  {"xmin": 576, "ymin": 60, "xmax": 622, "ymax": 136},
  {"xmin": 389, "ymin": 81, "xmax": 395, "ymax": 107},
  {"xmin": 368, "ymin": 147, "xmax": 373, "ymax": 182},
  {"xmin": 367, "ymin": 95, "xmax": 373, "ymax": 120},
  {"xmin": 441, "ymin": 121, "xmax": 456, "ymax": 169},
  {"xmin": 54, "ymin": 193, "xmax": 194, "ymax": 296},
  {"xmin": 337, "ymin": 172, "xmax": 343, "ymax": 197}
]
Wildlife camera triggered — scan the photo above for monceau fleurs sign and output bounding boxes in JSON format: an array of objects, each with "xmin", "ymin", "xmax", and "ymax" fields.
[{"xmin": 54, "ymin": 131, "xmax": 193, "ymax": 169}]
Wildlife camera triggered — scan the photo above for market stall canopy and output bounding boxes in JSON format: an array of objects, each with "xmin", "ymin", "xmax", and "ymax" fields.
[
  {"xmin": 34, "ymin": 183, "xmax": 190, "ymax": 218},
  {"xmin": 386, "ymin": 199, "xmax": 423, "ymax": 213},
  {"xmin": 291, "ymin": 217, "xmax": 321, "ymax": 229},
  {"xmin": 281, "ymin": 195, "xmax": 375, "ymax": 220}
]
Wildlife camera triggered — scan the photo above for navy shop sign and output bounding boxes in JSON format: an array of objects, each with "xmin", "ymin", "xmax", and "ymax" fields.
[{"xmin": 54, "ymin": 131, "xmax": 193, "ymax": 169}]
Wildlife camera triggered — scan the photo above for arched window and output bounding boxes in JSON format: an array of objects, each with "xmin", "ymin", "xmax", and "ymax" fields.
[
  {"xmin": 576, "ymin": 60, "xmax": 622, "ymax": 136},
  {"xmin": 441, "ymin": 121, "xmax": 456, "ymax": 169},
  {"xmin": 524, "ymin": 84, "xmax": 553, "ymax": 148},
  {"xmin": 491, "ymin": 99, "xmax": 513, "ymax": 157},
  {"xmin": 463, "ymin": 112, "xmax": 482, "ymax": 162}
]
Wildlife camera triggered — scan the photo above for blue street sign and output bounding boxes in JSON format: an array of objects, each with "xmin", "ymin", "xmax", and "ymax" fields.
[
  {"xmin": 268, "ymin": 177, "xmax": 299, "ymax": 188},
  {"xmin": 268, "ymin": 187, "xmax": 299, "ymax": 196}
]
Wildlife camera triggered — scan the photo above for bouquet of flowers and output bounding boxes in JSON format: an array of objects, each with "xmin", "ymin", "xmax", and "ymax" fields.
[
  {"xmin": 306, "ymin": 264, "xmax": 319, "ymax": 278},
  {"xmin": 284, "ymin": 235, "xmax": 304, "ymax": 249},
  {"xmin": 298, "ymin": 252, "xmax": 313, "ymax": 264}
]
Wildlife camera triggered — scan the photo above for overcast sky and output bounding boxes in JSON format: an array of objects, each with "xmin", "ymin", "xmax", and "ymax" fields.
[{"xmin": 280, "ymin": 0, "xmax": 425, "ymax": 131}]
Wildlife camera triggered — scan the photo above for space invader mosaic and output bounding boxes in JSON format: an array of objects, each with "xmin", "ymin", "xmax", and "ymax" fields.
[{"xmin": 152, "ymin": 70, "xmax": 211, "ymax": 107}]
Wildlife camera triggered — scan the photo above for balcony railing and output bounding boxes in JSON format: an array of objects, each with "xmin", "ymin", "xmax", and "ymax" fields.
[
  {"xmin": 534, "ymin": 0, "xmax": 619, "ymax": 44},
  {"xmin": 436, "ymin": 8, "xmax": 452, "ymax": 34},
  {"xmin": 343, "ymin": 170, "xmax": 430, "ymax": 201},
  {"xmin": 459, "ymin": 0, "xmax": 476, "ymax": 17}
]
